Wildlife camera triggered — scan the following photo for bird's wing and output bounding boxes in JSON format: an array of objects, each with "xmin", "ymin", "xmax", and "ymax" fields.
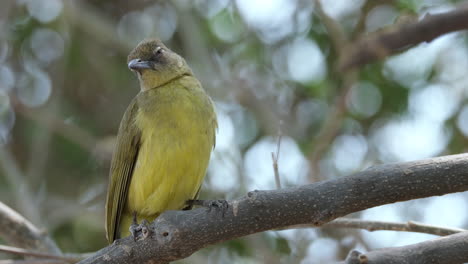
[{"xmin": 105, "ymin": 98, "xmax": 141, "ymax": 243}]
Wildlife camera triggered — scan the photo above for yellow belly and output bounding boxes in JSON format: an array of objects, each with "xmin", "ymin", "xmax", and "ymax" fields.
[
  {"xmin": 120, "ymin": 87, "xmax": 215, "ymax": 236},
  {"xmin": 127, "ymin": 129, "xmax": 210, "ymax": 214}
]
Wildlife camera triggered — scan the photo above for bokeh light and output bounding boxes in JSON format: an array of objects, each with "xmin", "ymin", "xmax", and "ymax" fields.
[
  {"xmin": 287, "ymin": 38, "xmax": 326, "ymax": 83},
  {"xmin": 210, "ymin": 9, "xmax": 245, "ymax": 43},
  {"xmin": 1, "ymin": 0, "xmax": 468, "ymax": 261},
  {"xmin": 117, "ymin": 11, "xmax": 156, "ymax": 45},
  {"xmin": 347, "ymin": 82, "xmax": 382, "ymax": 118},
  {"xmin": 321, "ymin": 0, "xmax": 364, "ymax": 21},
  {"xmin": 236, "ymin": 0, "xmax": 296, "ymax": 43},
  {"xmin": 372, "ymin": 116, "xmax": 450, "ymax": 162},
  {"xmin": 456, "ymin": 105, "xmax": 468, "ymax": 137},
  {"xmin": 30, "ymin": 28, "xmax": 65, "ymax": 64},
  {"xmin": 303, "ymin": 238, "xmax": 340, "ymax": 264},
  {"xmin": 23, "ymin": 0, "xmax": 63, "ymax": 23},
  {"xmin": 16, "ymin": 65, "xmax": 52, "ymax": 107},
  {"xmin": 0, "ymin": 65, "xmax": 15, "ymax": 92},
  {"xmin": 331, "ymin": 134, "xmax": 368, "ymax": 173},
  {"xmin": 365, "ymin": 5, "xmax": 397, "ymax": 32},
  {"xmin": 408, "ymin": 83, "xmax": 460, "ymax": 122}
]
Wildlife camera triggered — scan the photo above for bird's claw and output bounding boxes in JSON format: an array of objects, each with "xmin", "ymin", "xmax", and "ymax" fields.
[{"xmin": 129, "ymin": 212, "xmax": 152, "ymax": 241}]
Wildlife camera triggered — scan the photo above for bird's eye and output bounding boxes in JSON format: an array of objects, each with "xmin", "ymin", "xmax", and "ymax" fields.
[{"xmin": 154, "ymin": 46, "xmax": 164, "ymax": 55}]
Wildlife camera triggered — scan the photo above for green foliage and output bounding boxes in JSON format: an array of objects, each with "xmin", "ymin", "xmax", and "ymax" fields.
[
  {"xmin": 360, "ymin": 64, "xmax": 408, "ymax": 115},
  {"xmin": 274, "ymin": 236, "xmax": 292, "ymax": 255},
  {"xmin": 224, "ymin": 238, "xmax": 252, "ymax": 256},
  {"xmin": 396, "ymin": 0, "xmax": 419, "ymax": 13}
]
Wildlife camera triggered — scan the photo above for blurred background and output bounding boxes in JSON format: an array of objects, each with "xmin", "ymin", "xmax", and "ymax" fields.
[{"xmin": 1, "ymin": 0, "xmax": 468, "ymax": 263}]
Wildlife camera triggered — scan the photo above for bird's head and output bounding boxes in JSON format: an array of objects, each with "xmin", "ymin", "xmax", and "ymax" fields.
[{"xmin": 127, "ymin": 38, "xmax": 192, "ymax": 91}]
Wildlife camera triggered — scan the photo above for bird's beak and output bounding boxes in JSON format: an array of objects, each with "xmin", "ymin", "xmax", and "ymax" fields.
[{"xmin": 128, "ymin": 59, "xmax": 153, "ymax": 71}]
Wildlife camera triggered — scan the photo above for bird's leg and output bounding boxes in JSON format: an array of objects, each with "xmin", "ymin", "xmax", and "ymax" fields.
[
  {"xmin": 129, "ymin": 212, "xmax": 152, "ymax": 241},
  {"xmin": 129, "ymin": 211, "xmax": 139, "ymax": 241},
  {"xmin": 186, "ymin": 199, "xmax": 229, "ymax": 216},
  {"xmin": 182, "ymin": 202, "xmax": 194, "ymax": 210}
]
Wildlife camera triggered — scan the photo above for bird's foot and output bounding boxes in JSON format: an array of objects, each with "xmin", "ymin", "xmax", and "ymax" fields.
[
  {"xmin": 187, "ymin": 199, "xmax": 229, "ymax": 216},
  {"xmin": 129, "ymin": 212, "xmax": 151, "ymax": 241}
]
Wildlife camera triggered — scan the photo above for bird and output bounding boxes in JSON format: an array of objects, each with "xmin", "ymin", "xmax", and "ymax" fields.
[{"xmin": 105, "ymin": 38, "xmax": 217, "ymax": 243}]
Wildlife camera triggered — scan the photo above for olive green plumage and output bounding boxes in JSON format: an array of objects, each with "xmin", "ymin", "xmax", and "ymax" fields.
[{"xmin": 105, "ymin": 39, "xmax": 217, "ymax": 243}]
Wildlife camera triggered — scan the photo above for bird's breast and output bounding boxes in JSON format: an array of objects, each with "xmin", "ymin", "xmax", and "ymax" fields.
[{"xmin": 126, "ymin": 86, "xmax": 215, "ymax": 217}]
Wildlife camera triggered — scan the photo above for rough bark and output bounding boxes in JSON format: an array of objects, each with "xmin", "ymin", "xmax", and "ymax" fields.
[{"xmin": 78, "ymin": 154, "xmax": 468, "ymax": 264}]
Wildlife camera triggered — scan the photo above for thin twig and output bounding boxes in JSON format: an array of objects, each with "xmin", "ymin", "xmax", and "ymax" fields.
[
  {"xmin": 0, "ymin": 245, "xmax": 76, "ymax": 263},
  {"xmin": 0, "ymin": 202, "xmax": 60, "ymax": 254},
  {"xmin": 286, "ymin": 218, "xmax": 465, "ymax": 236},
  {"xmin": 0, "ymin": 260, "xmax": 66, "ymax": 264},
  {"xmin": 271, "ymin": 122, "xmax": 283, "ymax": 189},
  {"xmin": 314, "ymin": 0, "xmax": 347, "ymax": 53}
]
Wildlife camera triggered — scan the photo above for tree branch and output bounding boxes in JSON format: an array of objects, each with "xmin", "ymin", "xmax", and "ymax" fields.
[
  {"xmin": 340, "ymin": 231, "xmax": 468, "ymax": 264},
  {"xmin": 0, "ymin": 202, "xmax": 61, "ymax": 255},
  {"xmin": 319, "ymin": 218, "xmax": 465, "ymax": 236},
  {"xmin": 0, "ymin": 260, "xmax": 66, "ymax": 264},
  {"xmin": 340, "ymin": 2, "xmax": 468, "ymax": 71},
  {"xmin": 0, "ymin": 245, "xmax": 74, "ymax": 263},
  {"xmin": 79, "ymin": 153, "xmax": 468, "ymax": 264},
  {"xmin": 0, "ymin": 149, "xmax": 45, "ymax": 231}
]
